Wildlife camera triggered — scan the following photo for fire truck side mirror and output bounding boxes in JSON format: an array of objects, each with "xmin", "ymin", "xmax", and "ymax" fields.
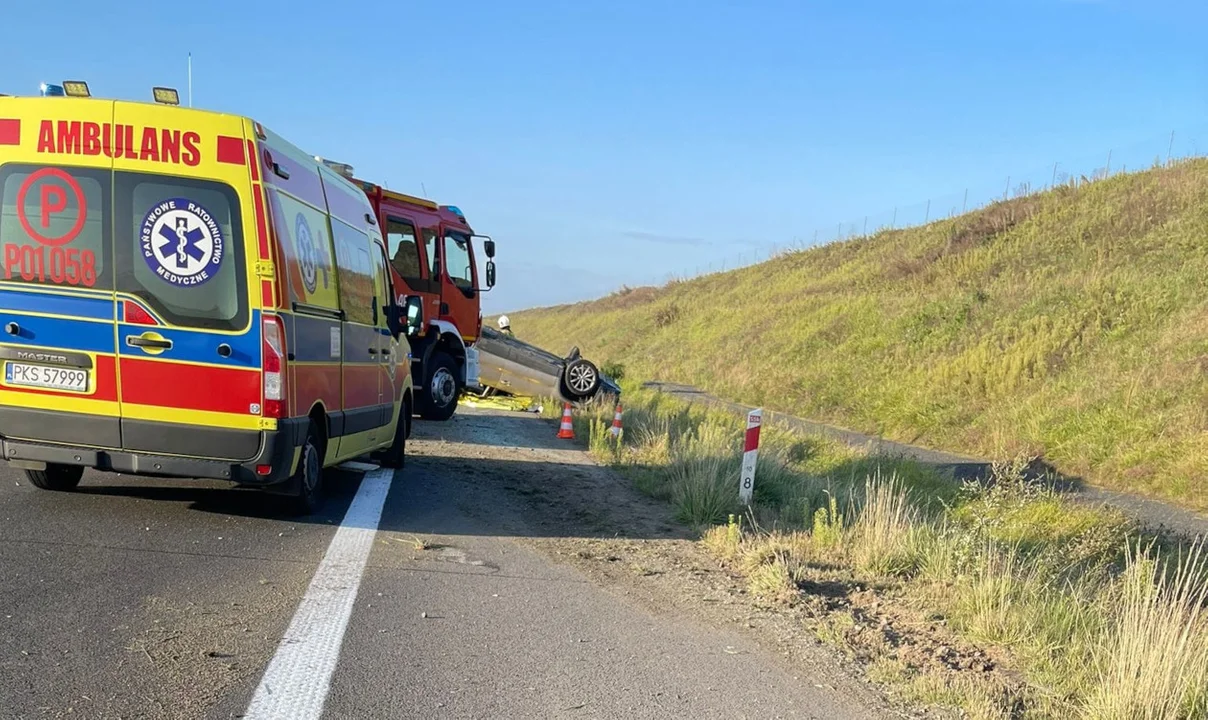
[
  {"xmin": 483, "ymin": 239, "xmax": 496, "ymax": 258},
  {"xmin": 485, "ymin": 260, "xmax": 496, "ymax": 289}
]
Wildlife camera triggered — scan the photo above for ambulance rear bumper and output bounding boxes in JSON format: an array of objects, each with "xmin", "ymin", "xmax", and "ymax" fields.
[{"xmin": 0, "ymin": 417, "xmax": 308, "ymax": 486}]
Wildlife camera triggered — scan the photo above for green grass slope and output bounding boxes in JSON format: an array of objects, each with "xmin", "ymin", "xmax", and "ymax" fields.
[{"xmin": 509, "ymin": 159, "xmax": 1208, "ymax": 509}]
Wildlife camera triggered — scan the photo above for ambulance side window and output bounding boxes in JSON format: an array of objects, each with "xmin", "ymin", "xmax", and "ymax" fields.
[
  {"xmin": 330, "ymin": 219, "xmax": 374, "ymax": 326},
  {"xmin": 371, "ymin": 241, "xmax": 391, "ymax": 327},
  {"xmin": 115, "ymin": 174, "xmax": 247, "ymax": 331},
  {"xmin": 266, "ymin": 187, "xmax": 338, "ymax": 312},
  {"xmin": 0, "ymin": 165, "xmax": 111, "ymax": 290}
]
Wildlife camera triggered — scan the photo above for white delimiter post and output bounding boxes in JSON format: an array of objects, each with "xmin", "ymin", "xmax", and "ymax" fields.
[{"xmin": 739, "ymin": 408, "xmax": 762, "ymax": 505}]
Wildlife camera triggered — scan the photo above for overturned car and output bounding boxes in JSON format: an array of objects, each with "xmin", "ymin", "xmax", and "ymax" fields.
[{"xmin": 473, "ymin": 327, "xmax": 620, "ymax": 402}]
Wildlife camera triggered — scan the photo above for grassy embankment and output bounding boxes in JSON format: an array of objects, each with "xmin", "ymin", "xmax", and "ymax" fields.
[
  {"xmin": 551, "ymin": 383, "xmax": 1208, "ymax": 719},
  {"xmin": 512, "ymin": 158, "xmax": 1208, "ymax": 510}
]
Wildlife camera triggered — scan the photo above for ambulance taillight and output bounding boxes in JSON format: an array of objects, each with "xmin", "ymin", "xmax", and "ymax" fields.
[{"xmin": 262, "ymin": 315, "xmax": 287, "ymax": 418}]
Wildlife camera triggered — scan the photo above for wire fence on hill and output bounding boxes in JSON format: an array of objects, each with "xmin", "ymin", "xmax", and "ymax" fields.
[{"xmin": 633, "ymin": 123, "xmax": 1208, "ymax": 287}]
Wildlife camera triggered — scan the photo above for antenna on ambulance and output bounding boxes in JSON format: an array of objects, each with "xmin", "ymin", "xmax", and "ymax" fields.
[{"xmin": 187, "ymin": 53, "xmax": 193, "ymax": 107}]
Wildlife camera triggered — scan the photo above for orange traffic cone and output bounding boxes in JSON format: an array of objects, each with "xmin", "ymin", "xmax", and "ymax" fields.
[
  {"xmin": 610, "ymin": 403, "xmax": 623, "ymax": 438},
  {"xmin": 557, "ymin": 402, "xmax": 575, "ymax": 439}
]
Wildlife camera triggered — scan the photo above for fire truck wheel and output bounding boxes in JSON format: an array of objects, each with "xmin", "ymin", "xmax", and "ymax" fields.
[
  {"xmin": 378, "ymin": 406, "xmax": 408, "ymax": 469},
  {"xmin": 419, "ymin": 351, "xmax": 459, "ymax": 421},
  {"xmin": 24, "ymin": 464, "xmax": 84, "ymax": 492},
  {"xmin": 290, "ymin": 422, "xmax": 325, "ymax": 515}
]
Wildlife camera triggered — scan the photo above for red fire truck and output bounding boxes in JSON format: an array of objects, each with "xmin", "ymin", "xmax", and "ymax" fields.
[{"xmin": 320, "ymin": 160, "xmax": 496, "ymax": 421}]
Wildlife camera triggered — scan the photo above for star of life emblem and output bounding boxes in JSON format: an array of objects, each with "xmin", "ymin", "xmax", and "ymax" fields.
[{"xmin": 139, "ymin": 198, "xmax": 225, "ymax": 287}]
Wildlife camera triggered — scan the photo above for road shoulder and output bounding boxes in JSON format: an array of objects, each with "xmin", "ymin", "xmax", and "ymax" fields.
[{"xmin": 429, "ymin": 407, "xmax": 898, "ymax": 717}]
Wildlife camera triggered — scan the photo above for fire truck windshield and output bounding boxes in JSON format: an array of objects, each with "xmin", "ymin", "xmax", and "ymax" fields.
[{"xmin": 443, "ymin": 231, "xmax": 473, "ymax": 293}]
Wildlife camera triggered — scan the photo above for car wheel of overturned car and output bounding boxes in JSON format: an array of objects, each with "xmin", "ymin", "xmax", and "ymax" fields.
[
  {"xmin": 419, "ymin": 351, "xmax": 459, "ymax": 421},
  {"xmin": 24, "ymin": 464, "xmax": 84, "ymax": 492},
  {"xmin": 562, "ymin": 357, "xmax": 601, "ymax": 400}
]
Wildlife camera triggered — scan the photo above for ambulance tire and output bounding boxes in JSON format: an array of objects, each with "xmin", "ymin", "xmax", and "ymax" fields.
[
  {"xmin": 379, "ymin": 405, "xmax": 408, "ymax": 469},
  {"xmin": 24, "ymin": 464, "xmax": 84, "ymax": 492},
  {"xmin": 290, "ymin": 422, "xmax": 325, "ymax": 515},
  {"xmin": 419, "ymin": 352, "xmax": 459, "ymax": 421}
]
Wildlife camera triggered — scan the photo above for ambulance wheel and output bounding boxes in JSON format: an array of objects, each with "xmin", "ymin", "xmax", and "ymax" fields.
[
  {"xmin": 290, "ymin": 422, "xmax": 325, "ymax": 515},
  {"xmin": 378, "ymin": 405, "xmax": 408, "ymax": 469},
  {"xmin": 25, "ymin": 464, "xmax": 84, "ymax": 492},
  {"xmin": 419, "ymin": 352, "xmax": 459, "ymax": 421}
]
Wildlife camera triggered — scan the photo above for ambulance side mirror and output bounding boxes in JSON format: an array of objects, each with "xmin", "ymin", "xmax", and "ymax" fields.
[
  {"xmin": 391, "ymin": 295, "xmax": 424, "ymax": 338},
  {"xmin": 386, "ymin": 296, "xmax": 420, "ymax": 339},
  {"xmin": 406, "ymin": 296, "xmax": 424, "ymax": 336}
]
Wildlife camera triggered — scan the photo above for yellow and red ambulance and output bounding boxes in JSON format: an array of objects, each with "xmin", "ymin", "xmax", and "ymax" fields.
[{"xmin": 0, "ymin": 84, "xmax": 420, "ymax": 512}]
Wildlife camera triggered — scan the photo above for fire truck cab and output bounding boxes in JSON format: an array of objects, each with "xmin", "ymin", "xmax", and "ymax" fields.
[{"xmin": 323, "ymin": 162, "xmax": 495, "ymax": 421}]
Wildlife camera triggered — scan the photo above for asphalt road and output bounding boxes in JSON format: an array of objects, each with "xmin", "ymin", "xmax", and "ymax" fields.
[{"xmin": 0, "ymin": 407, "xmax": 881, "ymax": 720}]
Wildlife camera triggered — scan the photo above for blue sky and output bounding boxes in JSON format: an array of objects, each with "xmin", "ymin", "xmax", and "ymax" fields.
[{"xmin": 3, "ymin": 0, "xmax": 1206, "ymax": 313}]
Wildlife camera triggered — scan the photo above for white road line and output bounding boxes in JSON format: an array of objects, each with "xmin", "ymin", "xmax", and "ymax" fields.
[
  {"xmin": 243, "ymin": 467, "xmax": 394, "ymax": 720},
  {"xmin": 337, "ymin": 461, "xmax": 379, "ymax": 473}
]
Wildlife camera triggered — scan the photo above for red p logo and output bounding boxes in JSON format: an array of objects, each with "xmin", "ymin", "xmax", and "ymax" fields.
[
  {"xmin": 41, "ymin": 184, "xmax": 67, "ymax": 229},
  {"xmin": 16, "ymin": 168, "xmax": 87, "ymax": 247}
]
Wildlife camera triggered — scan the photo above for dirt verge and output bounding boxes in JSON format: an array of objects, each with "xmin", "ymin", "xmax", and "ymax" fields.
[{"xmin": 424, "ymin": 405, "xmax": 992, "ymax": 718}]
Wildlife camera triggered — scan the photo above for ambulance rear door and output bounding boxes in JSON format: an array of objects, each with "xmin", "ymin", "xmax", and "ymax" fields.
[
  {"xmin": 109, "ymin": 102, "xmax": 263, "ymax": 461},
  {"xmin": 0, "ymin": 98, "xmax": 121, "ymax": 449}
]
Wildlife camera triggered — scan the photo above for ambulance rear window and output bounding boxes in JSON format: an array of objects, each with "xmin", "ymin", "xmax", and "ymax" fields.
[
  {"xmin": 115, "ymin": 174, "xmax": 247, "ymax": 332},
  {"xmin": 0, "ymin": 164, "xmax": 112, "ymax": 291}
]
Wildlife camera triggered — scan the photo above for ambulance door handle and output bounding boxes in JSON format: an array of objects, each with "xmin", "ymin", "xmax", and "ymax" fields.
[{"xmin": 127, "ymin": 335, "xmax": 173, "ymax": 350}]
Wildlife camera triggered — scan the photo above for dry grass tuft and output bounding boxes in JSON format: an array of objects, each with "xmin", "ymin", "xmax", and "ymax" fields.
[
  {"xmin": 849, "ymin": 472, "xmax": 921, "ymax": 576},
  {"xmin": 1083, "ymin": 540, "xmax": 1208, "ymax": 719}
]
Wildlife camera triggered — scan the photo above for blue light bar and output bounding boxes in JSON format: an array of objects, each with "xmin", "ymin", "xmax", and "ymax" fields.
[{"xmin": 40, "ymin": 83, "xmax": 65, "ymax": 97}]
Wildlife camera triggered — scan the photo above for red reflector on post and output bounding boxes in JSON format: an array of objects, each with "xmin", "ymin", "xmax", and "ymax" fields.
[
  {"xmin": 0, "ymin": 119, "xmax": 19, "ymax": 146},
  {"xmin": 216, "ymin": 135, "xmax": 246, "ymax": 165},
  {"xmin": 744, "ymin": 423, "xmax": 761, "ymax": 453}
]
